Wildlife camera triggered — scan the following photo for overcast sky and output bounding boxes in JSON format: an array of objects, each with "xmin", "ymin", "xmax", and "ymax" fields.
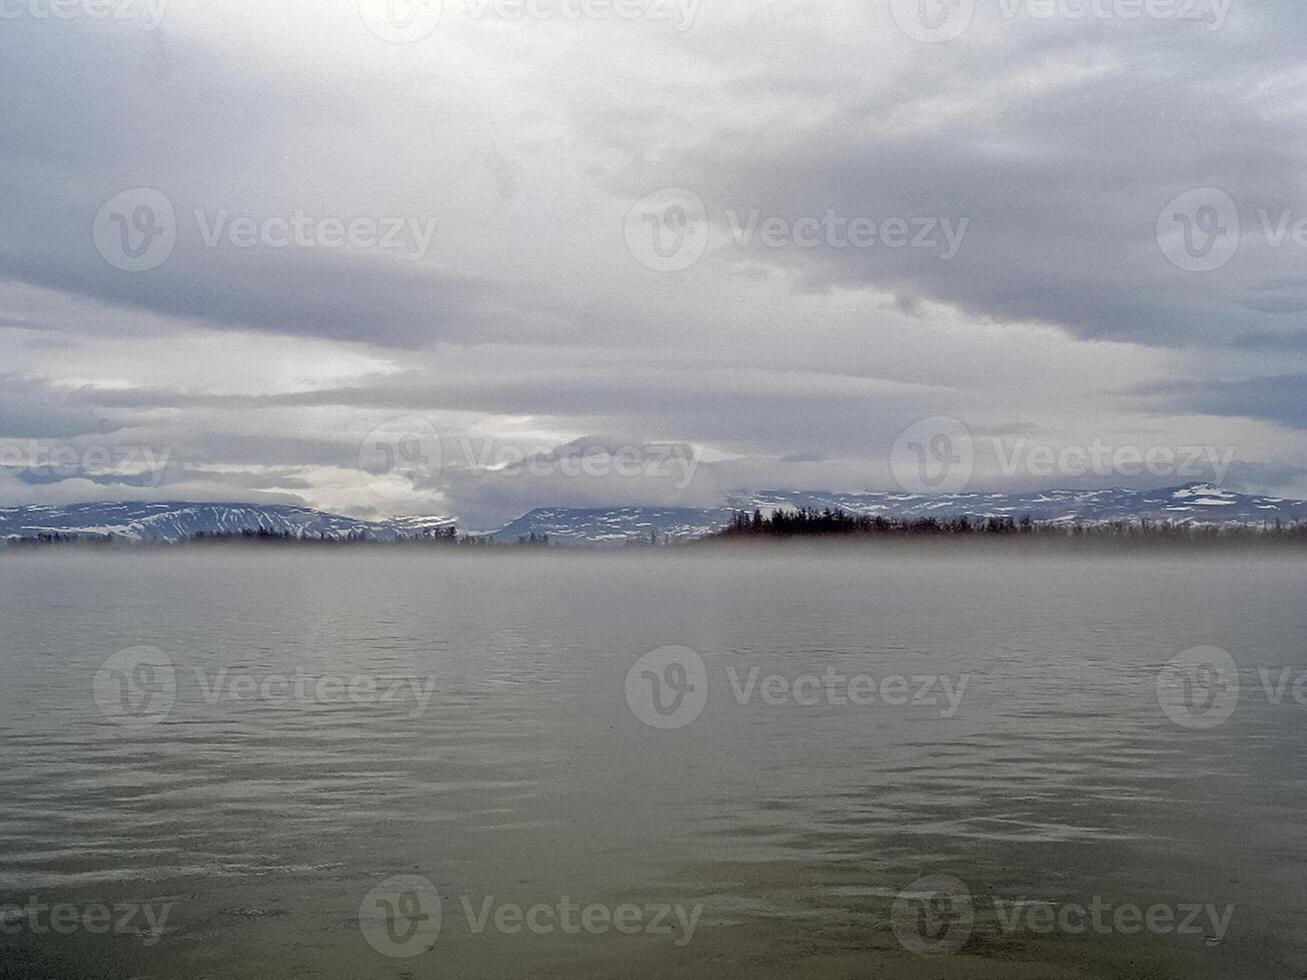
[{"xmin": 2, "ymin": 0, "xmax": 1306, "ymax": 528}]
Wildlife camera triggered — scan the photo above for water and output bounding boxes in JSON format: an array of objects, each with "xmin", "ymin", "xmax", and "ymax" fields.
[{"xmin": 1, "ymin": 550, "xmax": 1305, "ymax": 978}]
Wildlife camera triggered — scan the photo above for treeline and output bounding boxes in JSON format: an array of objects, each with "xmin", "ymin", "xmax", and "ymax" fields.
[
  {"xmin": 712, "ymin": 507, "xmax": 1307, "ymax": 545},
  {"xmin": 188, "ymin": 528, "xmax": 461, "ymax": 545},
  {"xmin": 2, "ymin": 531, "xmax": 119, "ymax": 547},
  {"xmin": 0, "ymin": 527, "xmax": 473, "ymax": 548}
]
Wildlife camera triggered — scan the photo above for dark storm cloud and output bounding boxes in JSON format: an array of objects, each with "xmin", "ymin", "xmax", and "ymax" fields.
[
  {"xmin": 1130, "ymin": 374, "xmax": 1307, "ymax": 430},
  {"xmin": 5, "ymin": 2, "xmax": 1307, "ymax": 514},
  {"xmin": 0, "ymin": 376, "xmax": 111, "ymax": 439},
  {"xmin": 603, "ymin": 5, "xmax": 1307, "ymax": 351},
  {"xmin": 0, "ymin": 18, "xmax": 580, "ymax": 349}
]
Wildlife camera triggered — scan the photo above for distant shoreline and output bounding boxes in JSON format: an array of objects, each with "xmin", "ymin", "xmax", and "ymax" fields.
[{"xmin": 6, "ymin": 518, "xmax": 1307, "ymax": 553}]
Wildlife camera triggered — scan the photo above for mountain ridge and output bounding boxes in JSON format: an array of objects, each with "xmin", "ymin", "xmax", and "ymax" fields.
[{"xmin": 4, "ymin": 484, "xmax": 1306, "ymax": 546}]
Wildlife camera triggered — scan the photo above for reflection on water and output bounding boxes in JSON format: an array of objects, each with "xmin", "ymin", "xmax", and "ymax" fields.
[{"xmin": 1, "ymin": 551, "xmax": 1305, "ymax": 978}]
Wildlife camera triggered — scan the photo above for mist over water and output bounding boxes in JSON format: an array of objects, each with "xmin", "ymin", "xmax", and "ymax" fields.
[{"xmin": 1, "ymin": 550, "xmax": 1305, "ymax": 978}]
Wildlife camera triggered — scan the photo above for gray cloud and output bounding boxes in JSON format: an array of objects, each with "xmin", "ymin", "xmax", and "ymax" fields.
[
  {"xmin": 1131, "ymin": 374, "xmax": 1307, "ymax": 430},
  {"xmin": 4, "ymin": 2, "xmax": 1307, "ymax": 519}
]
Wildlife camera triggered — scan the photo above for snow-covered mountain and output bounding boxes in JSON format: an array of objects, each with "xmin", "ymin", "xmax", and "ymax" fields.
[
  {"xmin": 0, "ymin": 502, "xmax": 455, "ymax": 543},
  {"xmin": 495, "ymin": 506, "xmax": 735, "ymax": 545},
  {"xmin": 3, "ymin": 485, "xmax": 1305, "ymax": 547},
  {"xmin": 495, "ymin": 484, "xmax": 1307, "ymax": 545},
  {"xmin": 743, "ymin": 483, "xmax": 1307, "ymax": 526}
]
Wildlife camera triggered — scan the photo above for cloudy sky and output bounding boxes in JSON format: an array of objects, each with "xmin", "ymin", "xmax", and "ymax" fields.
[{"xmin": 2, "ymin": 0, "xmax": 1306, "ymax": 528}]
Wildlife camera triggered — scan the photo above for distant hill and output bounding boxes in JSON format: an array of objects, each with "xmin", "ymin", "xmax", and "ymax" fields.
[
  {"xmin": 494, "ymin": 484, "xmax": 1307, "ymax": 545},
  {"xmin": 0, "ymin": 502, "xmax": 454, "ymax": 543},
  {"xmin": 743, "ymin": 483, "xmax": 1307, "ymax": 526},
  {"xmin": 3, "ymin": 485, "xmax": 1305, "ymax": 547},
  {"xmin": 494, "ymin": 506, "xmax": 734, "ymax": 545}
]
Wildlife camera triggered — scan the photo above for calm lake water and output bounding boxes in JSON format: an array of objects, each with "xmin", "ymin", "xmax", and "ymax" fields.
[{"xmin": 1, "ymin": 550, "xmax": 1305, "ymax": 978}]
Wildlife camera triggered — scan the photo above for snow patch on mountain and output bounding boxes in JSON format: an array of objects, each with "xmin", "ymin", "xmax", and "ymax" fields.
[
  {"xmin": 493, "ymin": 484, "xmax": 1307, "ymax": 545},
  {"xmin": 0, "ymin": 502, "xmax": 455, "ymax": 543},
  {"xmin": 4, "ymin": 484, "xmax": 1306, "ymax": 548}
]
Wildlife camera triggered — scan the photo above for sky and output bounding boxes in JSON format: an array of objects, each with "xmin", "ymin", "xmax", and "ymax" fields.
[{"xmin": 2, "ymin": 0, "xmax": 1306, "ymax": 529}]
